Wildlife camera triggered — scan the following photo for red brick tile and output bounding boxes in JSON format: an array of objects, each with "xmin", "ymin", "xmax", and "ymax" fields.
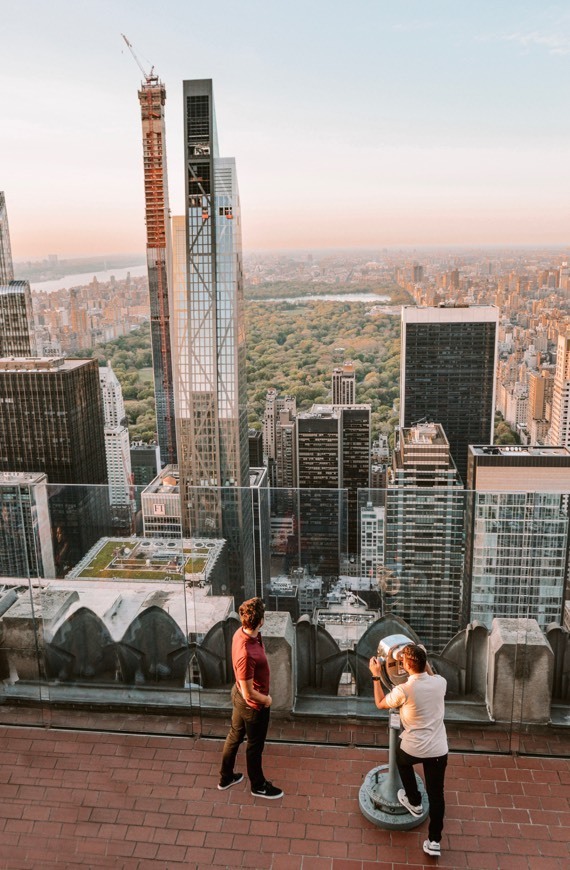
[
  {"xmin": 132, "ymin": 841, "xmax": 160, "ymax": 860},
  {"xmin": 155, "ymin": 843, "xmax": 190, "ymax": 862},
  {"xmin": 271, "ymin": 856, "xmax": 302, "ymax": 870},
  {"xmin": 240, "ymin": 850, "xmax": 273, "ymax": 868},
  {"xmin": 151, "ymin": 826, "xmax": 178, "ymax": 845}
]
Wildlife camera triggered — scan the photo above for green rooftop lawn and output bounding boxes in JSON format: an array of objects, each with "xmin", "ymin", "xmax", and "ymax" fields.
[
  {"xmin": 185, "ymin": 557, "xmax": 206, "ymax": 573},
  {"xmin": 78, "ymin": 540, "xmax": 210, "ymax": 579}
]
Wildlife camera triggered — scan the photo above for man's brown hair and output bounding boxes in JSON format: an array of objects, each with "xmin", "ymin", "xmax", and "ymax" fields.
[
  {"xmin": 239, "ymin": 597, "xmax": 265, "ymax": 630},
  {"xmin": 403, "ymin": 644, "xmax": 427, "ymax": 673}
]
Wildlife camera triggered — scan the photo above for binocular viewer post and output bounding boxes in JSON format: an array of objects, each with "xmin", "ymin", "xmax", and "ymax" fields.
[{"xmin": 358, "ymin": 634, "xmax": 429, "ymax": 830}]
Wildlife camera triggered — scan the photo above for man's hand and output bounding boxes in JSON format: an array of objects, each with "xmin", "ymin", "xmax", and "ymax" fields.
[{"xmin": 264, "ymin": 694, "xmax": 272, "ymax": 707}]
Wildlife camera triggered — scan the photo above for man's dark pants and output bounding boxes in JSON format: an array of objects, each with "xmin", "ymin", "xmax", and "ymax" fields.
[
  {"xmin": 220, "ymin": 685, "xmax": 270, "ymax": 790},
  {"xmin": 396, "ymin": 744, "xmax": 448, "ymax": 842}
]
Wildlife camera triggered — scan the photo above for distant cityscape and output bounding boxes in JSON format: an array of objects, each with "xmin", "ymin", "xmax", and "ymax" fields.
[{"xmin": 1, "ymin": 68, "xmax": 570, "ymax": 696}]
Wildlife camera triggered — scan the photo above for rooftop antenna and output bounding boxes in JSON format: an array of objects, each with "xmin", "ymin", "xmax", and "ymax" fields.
[{"xmin": 121, "ymin": 33, "xmax": 157, "ymax": 84}]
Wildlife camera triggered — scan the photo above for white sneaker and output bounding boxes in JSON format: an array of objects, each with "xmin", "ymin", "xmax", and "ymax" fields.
[
  {"xmin": 423, "ymin": 839, "xmax": 441, "ymax": 857},
  {"xmin": 397, "ymin": 788, "xmax": 423, "ymax": 817}
]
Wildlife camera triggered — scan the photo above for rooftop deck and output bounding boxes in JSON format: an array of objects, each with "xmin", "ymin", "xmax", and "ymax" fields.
[{"xmin": 1, "ymin": 724, "xmax": 568, "ymax": 869}]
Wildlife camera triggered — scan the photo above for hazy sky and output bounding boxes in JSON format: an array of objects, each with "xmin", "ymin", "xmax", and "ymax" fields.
[{"xmin": 2, "ymin": 1, "xmax": 570, "ymax": 257}]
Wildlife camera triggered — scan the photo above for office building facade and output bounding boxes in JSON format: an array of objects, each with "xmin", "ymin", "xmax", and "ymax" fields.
[
  {"xmin": 332, "ymin": 362, "xmax": 356, "ymax": 405},
  {"xmin": 548, "ymin": 334, "xmax": 570, "ymax": 447},
  {"xmin": 465, "ymin": 445, "xmax": 570, "ymax": 632},
  {"xmin": 0, "ymin": 472, "xmax": 55, "ymax": 579},
  {"xmin": 296, "ymin": 404, "xmax": 370, "ymax": 575},
  {"xmin": 385, "ymin": 423, "xmax": 465, "ymax": 652},
  {"xmin": 263, "ymin": 389, "xmax": 296, "ymax": 486},
  {"xmin": 99, "ymin": 367, "xmax": 133, "ymax": 529},
  {"xmin": 0, "ymin": 282, "xmax": 36, "ymax": 357},
  {"xmin": 0, "ymin": 358, "xmax": 108, "ymax": 571},
  {"xmin": 400, "ymin": 305, "xmax": 498, "ymax": 484},
  {"xmin": 137, "ymin": 72, "xmax": 177, "ymax": 466}
]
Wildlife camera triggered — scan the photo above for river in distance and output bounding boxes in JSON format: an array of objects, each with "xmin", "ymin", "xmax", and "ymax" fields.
[{"xmin": 30, "ymin": 263, "xmax": 148, "ymax": 293}]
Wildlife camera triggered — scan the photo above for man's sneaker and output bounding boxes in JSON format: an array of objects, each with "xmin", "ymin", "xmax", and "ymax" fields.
[
  {"xmin": 217, "ymin": 772, "xmax": 244, "ymax": 791},
  {"xmin": 397, "ymin": 788, "xmax": 423, "ymax": 817},
  {"xmin": 251, "ymin": 780, "xmax": 284, "ymax": 799},
  {"xmin": 423, "ymin": 840, "xmax": 441, "ymax": 857}
]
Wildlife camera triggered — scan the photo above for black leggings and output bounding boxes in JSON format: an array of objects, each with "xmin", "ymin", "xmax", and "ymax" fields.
[{"xmin": 396, "ymin": 745, "xmax": 448, "ymax": 843}]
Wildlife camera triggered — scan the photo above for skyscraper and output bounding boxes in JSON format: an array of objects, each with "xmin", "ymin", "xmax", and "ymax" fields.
[
  {"xmin": 296, "ymin": 403, "xmax": 370, "ymax": 574},
  {"xmin": 137, "ymin": 70, "xmax": 177, "ymax": 466},
  {"xmin": 0, "ymin": 471, "xmax": 55, "ymax": 579},
  {"xmin": 99, "ymin": 366, "xmax": 133, "ymax": 518},
  {"xmin": 173, "ymin": 80, "xmax": 253, "ymax": 596},
  {"xmin": 0, "ymin": 357, "xmax": 108, "ymax": 571},
  {"xmin": 262, "ymin": 389, "xmax": 296, "ymax": 485},
  {"xmin": 548, "ymin": 334, "xmax": 570, "ymax": 447},
  {"xmin": 0, "ymin": 193, "xmax": 35, "ymax": 357},
  {"xmin": 400, "ymin": 305, "xmax": 498, "ymax": 484},
  {"xmin": 332, "ymin": 362, "xmax": 356, "ymax": 405},
  {"xmin": 465, "ymin": 445, "xmax": 570, "ymax": 631},
  {"xmin": 0, "ymin": 283, "xmax": 36, "ymax": 356},
  {"xmin": 385, "ymin": 423, "xmax": 464, "ymax": 652},
  {"xmin": 0, "ymin": 192, "xmax": 14, "ymax": 284}
]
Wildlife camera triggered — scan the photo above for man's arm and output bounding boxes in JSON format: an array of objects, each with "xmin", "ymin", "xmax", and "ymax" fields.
[{"xmin": 238, "ymin": 679, "xmax": 272, "ymax": 707}]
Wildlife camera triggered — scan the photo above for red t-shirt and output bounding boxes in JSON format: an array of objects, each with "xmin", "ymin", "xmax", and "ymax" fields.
[{"xmin": 232, "ymin": 627, "xmax": 270, "ymax": 710}]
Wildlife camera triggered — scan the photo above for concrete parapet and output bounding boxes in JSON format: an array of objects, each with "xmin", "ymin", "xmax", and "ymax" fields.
[
  {"xmin": 263, "ymin": 611, "xmax": 295, "ymax": 712},
  {"xmin": 1, "ymin": 588, "xmax": 78, "ymax": 681},
  {"xmin": 486, "ymin": 618, "xmax": 553, "ymax": 724}
]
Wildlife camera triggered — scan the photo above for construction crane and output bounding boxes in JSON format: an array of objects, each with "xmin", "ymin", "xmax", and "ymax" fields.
[{"xmin": 121, "ymin": 33, "xmax": 157, "ymax": 84}]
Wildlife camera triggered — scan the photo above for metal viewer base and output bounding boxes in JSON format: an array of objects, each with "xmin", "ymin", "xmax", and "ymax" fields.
[{"xmin": 359, "ymin": 764, "xmax": 428, "ymax": 830}]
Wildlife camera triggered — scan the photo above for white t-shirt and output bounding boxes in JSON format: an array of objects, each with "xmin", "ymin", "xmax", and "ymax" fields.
[{"xmin": 384, "ymin": 672, "xmax": 448, "ymax": 758}]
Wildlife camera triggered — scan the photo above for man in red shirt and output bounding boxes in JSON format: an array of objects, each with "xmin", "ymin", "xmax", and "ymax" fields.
[{"xmin": 218, "ymin": 597, "xmax": 283, "ymax": 799}]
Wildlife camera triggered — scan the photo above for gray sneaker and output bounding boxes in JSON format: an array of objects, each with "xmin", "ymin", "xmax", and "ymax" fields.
[
  {"xmin": 423, "ymin": 839, "xmax": 441, "ymax": 857},
  {"xmin": 397, "ymin": 788, "xmax": 423, "ymax": 817}
]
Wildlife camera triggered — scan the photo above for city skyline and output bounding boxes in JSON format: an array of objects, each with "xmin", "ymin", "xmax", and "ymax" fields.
[{"xmin": 2, "ymin": 1, "xmax": 570, "ymax": 258}]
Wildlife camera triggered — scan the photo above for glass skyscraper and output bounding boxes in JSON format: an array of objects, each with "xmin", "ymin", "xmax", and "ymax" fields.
[{"xmin": 174, "ymin": 79, "xmax": 253, "ymax": 597}]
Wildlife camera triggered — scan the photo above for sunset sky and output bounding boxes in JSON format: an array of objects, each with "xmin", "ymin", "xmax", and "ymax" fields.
[{"xmin": 2, "ymin": 1, "xmax": 570, "ymax": 258}]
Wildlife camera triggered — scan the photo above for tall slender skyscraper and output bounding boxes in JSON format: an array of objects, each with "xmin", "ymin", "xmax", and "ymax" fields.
[
  {"xmin": 137, "ymin": 72, "xmax": 177, "ymax": 466},
  {"xmin": 99, "ymin": 366, "xmax": 133, "ymax": 516},
  {"xmin": 0, "ymin": 192, "xmax": 35, "ymax": 357},
  {"xmin": 174, "ymin": 80, "xmax": 253, "ymax": 596},
  {"xmin": 400, "ymin": 305, "xmax": 498, "ymax": 484},
  {"xmin": 0, "ymin": 192, "xmax": 14, "ymax": 284}
]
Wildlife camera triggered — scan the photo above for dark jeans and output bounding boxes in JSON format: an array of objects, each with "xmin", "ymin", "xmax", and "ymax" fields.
[
  {"xmin": 396, "ymin": 744, "xmax": 448, "ymax": 843},
  {"xmin": 220, "ymin": 685, "xmax": 270, "ymax": 790}
]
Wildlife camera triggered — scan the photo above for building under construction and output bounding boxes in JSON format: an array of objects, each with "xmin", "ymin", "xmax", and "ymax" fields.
[{"xmin": 132, "ymin": 46, "xmax": 177, "ymax": 467}]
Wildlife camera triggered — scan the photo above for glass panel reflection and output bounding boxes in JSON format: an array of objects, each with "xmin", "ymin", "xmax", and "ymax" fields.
[{"xmin": 0, "ymin": 480, "xmax": 565, "ymax": 758}]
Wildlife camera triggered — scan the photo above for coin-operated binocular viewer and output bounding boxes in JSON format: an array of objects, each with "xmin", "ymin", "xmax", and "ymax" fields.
[{"xmin": 359, "ymin": 634, "xmax": 429, "ymax": 830}]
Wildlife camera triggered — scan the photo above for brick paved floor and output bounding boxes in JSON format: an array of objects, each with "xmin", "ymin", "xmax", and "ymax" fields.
[{"xmin": 0, "ymin": 725, "xmax": 568, "ymax": 869}]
